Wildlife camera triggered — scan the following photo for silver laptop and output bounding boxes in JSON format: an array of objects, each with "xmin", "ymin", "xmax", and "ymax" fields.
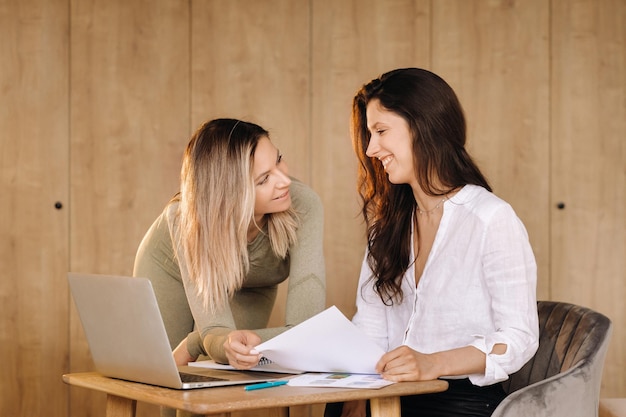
[{"xmin": 68, "ymin": 272, "xmax": 283, "ymax": 389}]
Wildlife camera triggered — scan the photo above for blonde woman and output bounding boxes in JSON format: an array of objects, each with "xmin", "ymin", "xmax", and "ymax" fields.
[{"xmin": 134, "ymin": 118, "xmax": 325, "ymax": 372}]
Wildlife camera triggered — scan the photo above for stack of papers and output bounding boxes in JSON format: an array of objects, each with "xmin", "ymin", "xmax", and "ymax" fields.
[{"xmin": 189, "ymin": 357, "xmax": 303, "ymax": 374}]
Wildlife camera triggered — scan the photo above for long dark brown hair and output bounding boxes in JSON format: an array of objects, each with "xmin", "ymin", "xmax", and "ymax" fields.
[{"xmin": 351, "ymin": 68, "xmax": 491, "ymax": 305}]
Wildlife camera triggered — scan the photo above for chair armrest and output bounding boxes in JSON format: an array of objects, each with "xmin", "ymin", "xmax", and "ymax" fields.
[{"xmin": 492, "ymin": 361, "xmax": 599, "ymax": 417}]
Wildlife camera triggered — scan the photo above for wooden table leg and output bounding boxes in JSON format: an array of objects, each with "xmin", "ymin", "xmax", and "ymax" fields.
[
  {"xmin": 288, "ymin": 404, "xmax": 314, "ymax": 417},
  {"xmin": 262, "ymin": 407, "xmax": 288, "ymax": 417},
  {"xmin": 370, "ymin": 396, "xmax": 401, "ymax": 417},
  {"xmin": 105, "ymin": 394, "xmax": 137, "ymax": 417}
]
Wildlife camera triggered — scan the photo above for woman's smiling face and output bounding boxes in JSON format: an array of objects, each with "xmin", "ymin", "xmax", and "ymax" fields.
[
  {"xmin": 252, "ymin": 136, "xmax": 292, "ymax": 218},
  {"xmin": 365, "ymin": 99, "xmax": 416, "ymax": 187}
]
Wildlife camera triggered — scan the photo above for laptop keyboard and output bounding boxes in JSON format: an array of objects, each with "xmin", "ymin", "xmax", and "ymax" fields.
[{"xmin": 179, "ymin": 372, "xmax": 226, "ymax": 383}]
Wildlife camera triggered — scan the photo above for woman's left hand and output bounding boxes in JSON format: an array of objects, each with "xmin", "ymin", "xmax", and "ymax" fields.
[
  {"xmin": 375, "ymin": 345, "xmax": 440, "ymax": 382},
  {"xmin": 224, "ymin": 330, "xmax": 262, "ymax": 370},
  {"xmin": 172, "ymin": 337, "xmax": 198, "ymax": 366}
]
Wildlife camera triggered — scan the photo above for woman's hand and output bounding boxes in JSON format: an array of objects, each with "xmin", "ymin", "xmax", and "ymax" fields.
[
  {"xmin": 376, "ymin": 344, "xmax": 494, "ymax": 382},
  {"xmin": 376, "ymin": 345, "xmax": 440, "ymax": 382},
  {"xmin": 340, "ymin": 400, "xmax": 367, "ymax": 417},
  {"xmin": 224, "ymin": 330, "xmax": 262, "ymax": 370},
  {"xmin": 172, "ymin": 337, "xmax": 198, "ymax": 366}
]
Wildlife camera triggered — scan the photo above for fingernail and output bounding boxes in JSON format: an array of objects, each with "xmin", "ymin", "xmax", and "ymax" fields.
[{"xmin": 249, "ymin": 349, "xmax": 259, "ymax": 355}]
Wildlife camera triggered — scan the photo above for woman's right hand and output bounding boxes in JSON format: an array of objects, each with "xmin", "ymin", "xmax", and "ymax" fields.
[
  {"xmin": 172, "ymin": 337, "xmax": 198, "ymax": 366},
  {"xmin": 224, "ymin": 330, "xmax": 262, "ymax": 369},
  {"xmin": 340, "ymin": 400, "xmax": 367, "ymax": 417}
]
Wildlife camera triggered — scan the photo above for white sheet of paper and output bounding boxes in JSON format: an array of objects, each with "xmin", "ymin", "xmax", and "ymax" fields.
[{"xmin": 254, "ymin": 305, "xmax": 385, "ymax": 374}]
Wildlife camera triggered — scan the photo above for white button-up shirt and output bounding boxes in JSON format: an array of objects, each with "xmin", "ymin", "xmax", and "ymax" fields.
[{"xmin": 352, "ymin": 185, "xmax": 539, "ymax": 386}]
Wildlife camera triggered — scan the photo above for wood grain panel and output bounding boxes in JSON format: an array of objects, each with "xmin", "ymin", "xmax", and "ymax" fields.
[
  {"xmin": 311, "ymin": 0, "xmax": 431, "ymax": 318},
  {"xmin": 190, "ymin": 0, "xmax": 311, "ymax": 326},
  {"xmin": 191, "ymin": 0, "xmax": 311, "ymax": 181},
  {"xmin": 0, "ymin": 0, "xmax": 69, "ymax": 416},
  {"xmin": 551, "ymin": 0, "xmax": 626, "ymax": 397},
  {"xmin": 431, "ymin": 0, "xmax": 551, "ymax": 299},
  {"xmin": 69, "ymin": 0, "xmax": 190, "ymax": 415}
]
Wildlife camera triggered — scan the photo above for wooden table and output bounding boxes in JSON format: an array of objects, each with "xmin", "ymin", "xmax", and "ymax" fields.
[{"xmin": 63, "ymin": 372, "xmax": 448, "ymax": 417}]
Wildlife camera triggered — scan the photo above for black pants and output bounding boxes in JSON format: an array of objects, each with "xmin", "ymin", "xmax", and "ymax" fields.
[{"xmin": 324, "ymin": 379, "xmax": 506, "ymax": 417}]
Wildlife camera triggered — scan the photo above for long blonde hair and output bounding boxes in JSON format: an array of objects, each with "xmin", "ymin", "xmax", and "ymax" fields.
[{"xmin": 177, "ymin": 118, "xmax": 298, "ymax": 313}]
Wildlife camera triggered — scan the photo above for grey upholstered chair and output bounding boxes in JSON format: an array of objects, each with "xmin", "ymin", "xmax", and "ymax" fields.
[{"xmin": 492, "ymin": 301, "xmax": 612, "ymax": 417}]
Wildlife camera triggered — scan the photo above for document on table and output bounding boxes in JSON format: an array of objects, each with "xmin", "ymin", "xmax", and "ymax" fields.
[
  {"xmin": 287, "ymin": 373, "xmax": 394, "ymax": 389},
  {"xmin": 188, "ymin": 358, "xmax": 304, "ymax": 374},
  {"xmin": 254, "ymin": 305, "xmax": 385, "ymax": 374}
]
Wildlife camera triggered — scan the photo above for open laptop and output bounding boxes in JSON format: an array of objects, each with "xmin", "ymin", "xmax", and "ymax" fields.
[{"xmin": 68, "ymin": 272, "xmax": 284, "ymax": 389}]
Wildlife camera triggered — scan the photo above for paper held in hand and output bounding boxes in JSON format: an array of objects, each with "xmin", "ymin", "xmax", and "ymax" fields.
[{"xmin": 254, "ymin": 305, "xmax": 385, "ymax": 374}]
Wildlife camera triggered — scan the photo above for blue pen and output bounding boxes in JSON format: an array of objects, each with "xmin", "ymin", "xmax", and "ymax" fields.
[{"xmin": 244, "ymin": 380, "xmax": 288, "ymax": 391}]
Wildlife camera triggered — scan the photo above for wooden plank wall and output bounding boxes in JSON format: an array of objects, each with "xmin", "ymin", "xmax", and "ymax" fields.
[
  {"xmin": 0, "ymin": 1, "xmax": 624, "ymax": 416},
  {"xmin": 550, "ymin": 0, "xmax": 626, "ymax": 396},
  {"xmin": 0, "ymin": 0, "xmax": 69, "ymax": 416}
]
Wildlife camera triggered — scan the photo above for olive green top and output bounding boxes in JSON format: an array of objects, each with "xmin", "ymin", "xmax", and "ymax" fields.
[{"xmin": 133, "ymin": 178, "xmax": 326, "ymax": 363}]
